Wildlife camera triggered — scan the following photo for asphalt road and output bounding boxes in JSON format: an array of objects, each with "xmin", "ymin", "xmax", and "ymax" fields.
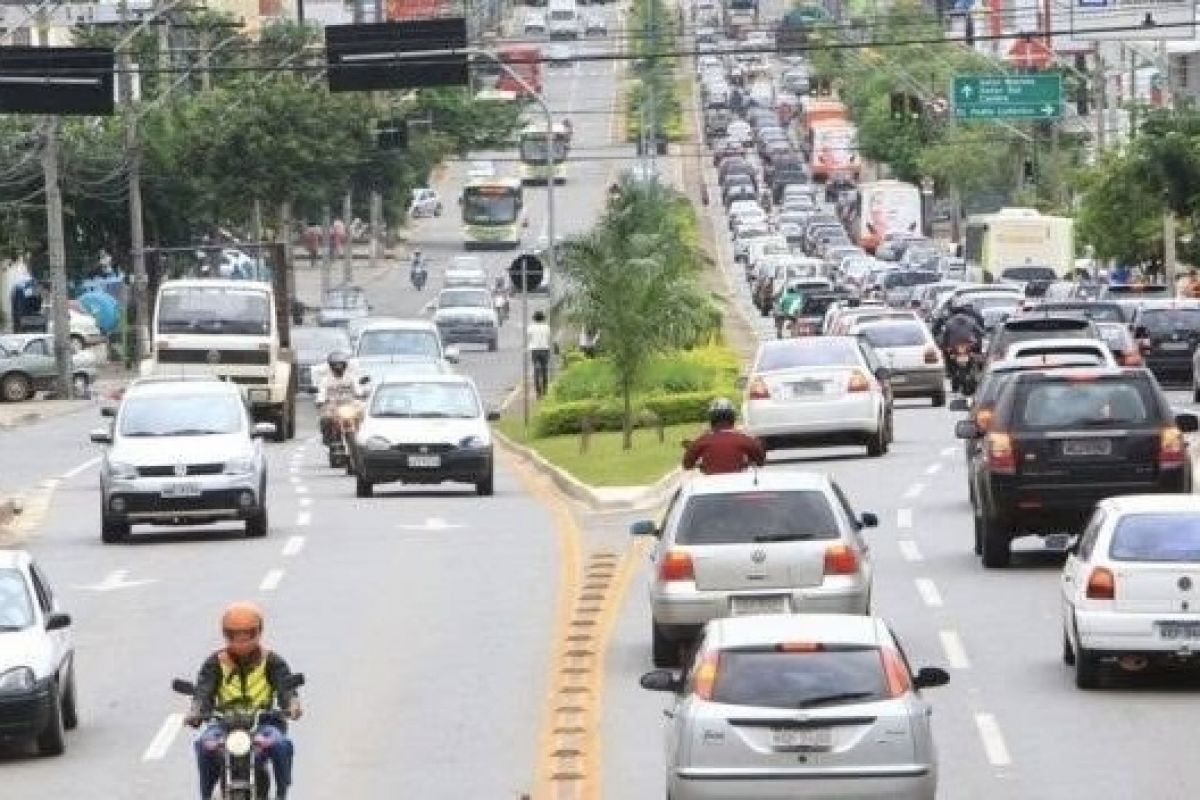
[{"xmin": 0, "ymin": 13, "xmax": 629, "ymax": 798}]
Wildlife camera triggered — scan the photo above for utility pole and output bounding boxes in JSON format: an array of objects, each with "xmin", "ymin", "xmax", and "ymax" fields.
[
  {"xmin": 44, "ymin": 117, "xmax": 71, "ymax": 399},
  {"xmin": 646, "ymin": 0, "xmax": 657, "ymax": 180},
  {"xmin": 121, "ymin": 0, "xmax": 152, "ymax": 362},
  {"xmin": 320, "ymin": 203, "xmax": 332, "ymax": 297},
  {"xmin": 341, "ymin": 190, "xmax": 353, "ymax": 283},
  {"xmin": 1094, "ymin": 49, "xmax": 1106, "ymax": 152}
]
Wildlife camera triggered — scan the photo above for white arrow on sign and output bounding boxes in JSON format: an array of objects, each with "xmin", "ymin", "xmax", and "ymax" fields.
[
  {"xmin": 1042, "ymin": 104, "xmax": 1055, "ymax": 116},
  {"xmin": 75, "ymin": 569, "xmax": 158, "ymax": 592},
  {"xmin": 960, "ymin": 84, "xmax": 974, "ymax": 99},
  {"xmin": 397, "ymin": 517, "xmax": 464, "ymax": 532}
]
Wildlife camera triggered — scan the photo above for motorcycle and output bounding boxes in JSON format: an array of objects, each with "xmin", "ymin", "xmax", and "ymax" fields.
[
  {"xmin": 493, "ymin": 292, "xmax": 510, "ymax": 325},
  {"xmin": 410, "ymin": 266, "xmax": 427, "ymax": 291},
  {"xmin": 946, "ymin": 343, "xmax": 980, "ymax": 396},
  {"xmin": 172, "ymin": 674, "xmax": 305, "ymax": 800},
  {"xmin": 326, "ymin": 398, "xmax": 363, "ymax": 471}
]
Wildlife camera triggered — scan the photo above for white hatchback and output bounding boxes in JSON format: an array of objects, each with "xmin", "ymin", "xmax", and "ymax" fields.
[{"xmin": 1062, "ymin": 494, "xmax": 1200, "ymax": 688}]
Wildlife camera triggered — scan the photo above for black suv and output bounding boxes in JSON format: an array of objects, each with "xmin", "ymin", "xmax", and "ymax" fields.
[
  {"xmin": 1130, "ymin": 302, "xmax": 1200, "ymax": 384},
  {"xmin": 957, "ymin": 367, "xmax": 1197, "ymax": 568}
]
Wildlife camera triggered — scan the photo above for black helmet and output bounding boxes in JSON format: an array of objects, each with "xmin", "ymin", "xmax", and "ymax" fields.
[
  {"xmin": 708, "ymin": 397, "xmax": 737, "ymax": 427},
  {"xmin": 328, "ymin": 350, "xmax": 348, "ymax": 377}
]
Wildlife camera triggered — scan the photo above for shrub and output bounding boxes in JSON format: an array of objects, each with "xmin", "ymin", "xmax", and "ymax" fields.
[{"xmin": 547, "ymin": 345, "xmax": 739, "ymax": 405}]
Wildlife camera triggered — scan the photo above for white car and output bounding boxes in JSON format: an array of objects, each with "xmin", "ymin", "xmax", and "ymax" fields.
[
  {"xmin": 408, "ymin": 187, "xmax": 443, "ymax": 218},
  {"xmin": 743, "ymin": 336, "xmax": 894, "ymax": 457},
  {"xmin": 1062, "ymin": 494, "xmax": 1200, "ymax": 688},
  {"xmin": 523, "ymin": 11, "xmax": 546, "ymax": 34},
  {"xmin": 0, "ymin": 550, "xmax": 75, "ymax": 756},
  {"xmin": 641, "ymin": 614, "xmax": 949, "ymax": 800},
  {"xmin": 353, "ymin": 375, "xmax": 499, "ymax": 497},
  {"xmin": 850, "ymin": 319, "xmax": 946, "ymax": 406},
  {"xmin": 427, "ymin": 287, "xmax": 500, "ymax": 351},
  {"xmin": 1003, "ymin": 337, "xmax": 1117, "ymax": 367},
  {"xmin": 352, "ymin": 319, "xmax": 459, "ymax": 367},
  {"xmin": 583, "ymin": 12, "xmax": 607, "ymax": 34},
  {"xmin": 631, "ymin": 470, "xmax": 877, "ymax": 666}
]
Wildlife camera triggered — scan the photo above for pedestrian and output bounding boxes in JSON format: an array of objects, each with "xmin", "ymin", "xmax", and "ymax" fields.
[
  {"xmin": 579, "ymin": 327, "xmax": 598, "ymax": 357},
  {"xmin": 529, "ymin": 310, "xmax": 552, "ymax": 398},
  {"xmin": 331, "ymin": 219, "xmax": 347, "ymax": 258},
  {"xmin": 302, "ymin": 224, "xmax": 322, "ymax": 267}
]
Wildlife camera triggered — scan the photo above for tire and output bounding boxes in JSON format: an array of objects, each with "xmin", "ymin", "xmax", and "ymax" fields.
[
  {"xmin": 284, "ymin": 401, "xmax": 297, "ymax": 440},
  {"xmin": 0, "ymin": 371, "xmax": 33, "ymax": 403},
  {"xmin": 36, "ymin": 682, "xmax": 66, "ymax": 756},
  {"xmin": 61, "ymin": 663, "xmax": 78, "ymax": 731},
  {"xmin": 1193, "ymin": 382, "xmax": 1200, "ymax": 403},
  {"xmin": 652, "ymin": 621, "xmax": 680, "ymax": 668},
  {"xmin": 488, "ymin": 338, "xmax": 498, "ymax": 352},
  {"xmin": 1074, "ymin": 647, "xmax": 1102, "ymax": 689},
  {"xmin": 980, "ymin": 514, "xmax": 1012, "ymax": 568},
  {"xmin": 1062, "ymin": 630, "xmax": 1077, "ymax": 666},
  {"xmin": 356, "ymin": 475, "xmax": 374, "ymax": 498},
  {"xmin": 476, "ymin": 470, "xmax": 495, "ymax": 497},
  {"xmin": 245, "ymin": 507, "xmax": 268, "ymax": 538},
  {"xmin": 971, "ymin": 506, "xmax": 984, "ymax": 556},
  {"xmin": 932, "ymin": 389, "xmax": 946, "ymax": 407},
  {"xmin": 328, "ymin": 451, "xmax": 340, "ymax": 469},
  {"xmin": 101, "ymin": 513, "xmax": 129, "ymax": 544},
  {"xmin": 271, "ymin": 410, "xmax": 287, "ymax": 443},
  {"xmin": 866, "ymin": 424, "xmax": 888, "ymax": 457}
]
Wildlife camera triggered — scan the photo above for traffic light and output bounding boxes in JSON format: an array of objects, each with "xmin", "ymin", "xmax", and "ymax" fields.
[{"xmin": 965, "ymin": 14, "xmax": 975, "ymax": 46}]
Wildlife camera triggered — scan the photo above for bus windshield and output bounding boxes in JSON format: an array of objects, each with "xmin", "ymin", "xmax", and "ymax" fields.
[
  {"xmin": 520, "ymin": 135, "xmax": 569, "ymax": 163},
  {"xmin": 463, "ymin": 189, "xmax": 520, "ymax": 224}
]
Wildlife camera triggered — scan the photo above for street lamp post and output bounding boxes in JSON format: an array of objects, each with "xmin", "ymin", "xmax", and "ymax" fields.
[{"xmin": 920, "ymin": 176, "xmax": 935, "ymax": 239}]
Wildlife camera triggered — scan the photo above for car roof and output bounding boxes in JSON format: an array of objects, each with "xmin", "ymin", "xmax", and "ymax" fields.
[
  {"xmin": 1007, "ymin": 337, "xmax": 1109, "ymax": 351},
  {"xmin": 989, "ymin": 355, "xmax": 1106, "ymax": 373},
  {"xmin": 1010, "ymin": 366, "xmax": 1145, "ymax": 383},
  {"xmin": 358, "ymin": 319, "xmax": 438, "ymax": 332},
  {"xmin": 0, "ymin": 549, "xmax": 32, "ymax": 570},
  {"xmin": 708, "ymin": 613, "xmax": 886, "ymax": 649},
  {"xmin": 125, "ymin": 377, "xmax": 238, "ymax": 397},
  {"xmin": 1133, "ymin": 300, "xmax": 1200, "ymax": 311},
  {"xmin": 681, "ymin": 469, "xmax": 830, "ymax": 497},
  {"xmin": 374, "ymin": 373, "xmax": 474, "ymax": 389},
  {"xmin": 161, "ymin": 279, "xmax": 270, "ymax": 291},
  {"xmin": 1098, "ymin": 494, "xmax": 1200, "ymax": 515}
]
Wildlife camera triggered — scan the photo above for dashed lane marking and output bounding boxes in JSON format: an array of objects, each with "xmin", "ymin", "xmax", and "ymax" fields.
[
  {"xmin": 61, "ymin": 457, "xmax": 100, "ymax": 480},
  {"xmin": 141, "ymin": 713, "xmax": 184, "ymax": 761},
  {"xmin": 902, "ymin": 483, "xmax": 926, "ymax": 500},
  {"xmin": 974, "ymin": 713, "xmax": 1013, "ymax": 767},
  {"xmin": 897, "ymin": 508, "xmax": 913, "ymax": 529},
  {"xmin": 296, "ymin": 511, "xmax": 311, "ymax": 527},
  {"xmin": 925, "ymin": 463, "xmax": 943, "ymax": 476},
  {"xmin": 299, "ymin": 497, "xmax": 312, "ymax": 508},
  {"xmin": 915, "ymin": 578, "xmax": 944, "ymax": 608},
  {"xmin": 294, "ymin": 485, "xmax": 308, "ymax": 495},
  {"xmin": 939, "ymin": 630, "xmax": 971, "ymax": 669},
  {"xmin": 282, "ymin": 536, "xmax": 306, "ymax": 557},
  {"xmin": 898, "ymin": 540, "xmax": 924, "ymax": 562},
  {"xmin": 941, "ymin": 446, "xmax": 958, "ymax": 457},
  {"xmin": 259, "ymin": 569, "xmax": 285, "ymax": 592}
]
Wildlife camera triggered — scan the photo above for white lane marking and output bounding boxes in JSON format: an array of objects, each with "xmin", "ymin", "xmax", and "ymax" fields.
[
  {"xmin": 74, "ymin": 569, "xmax": 157, "ymax": 592},
  {"xmin": 295, "ymin": 511, "xmax": 311, "ymax": 527},
  {"xmin": 61, "ymin": 457, "xmax": 100, "ymax": 480},
  {"xmin": 925, "ymin": 463, "xmax": 943, "ymax": 476},
  {"xmin": 974, "ymin": 713, "xmax": 1013, "ymax": 767},
  {"xmin": 294, "ymin": 485, "xmax": 308, "ymax": 495},
  {"xmin": 39, "ymin": 478, "xmax": 60, "ymax": 490},
  {"xmin": 289, "ymin": 466, "xmax": 299, "ymax": 475},
  {"xmin": 282, "ymin": 536, "xmax": 306, "ymax": 557},
  {"xmin": 299, "ymin": 497, "xmax": 312, "ymax": 507},
  {"xmin": 142, "ymin": 713, "xmax": 184, "ymax": 761},
  {"xmin": 941, "ymin": 446, "xmax": 957, "ymax": 457},
  {"xmin": 289, "ymin": 475, "xmax": 301, "ymax": 484},
  {"xmin": 259, "ymin": 569, "xmax": 285, "ymax": 592},
  {"xmin": 915, "ymin": 578, "xmax": 944, "ymax": 607},
  {"xmin": 939, "ymin": 630, "xmax": 971, "ymax": 669},
  {"xmin": 898, "ymin": 540, "xmax": 924, "ymax": 562},
  {"xmin": 897, "ymin": 508, "xmax": 913, "ymax": 529},
  {"xmin": 397, "ymin": 516, "xmax": 464, "ymax": 531},
  {"xmin": 902, "ymin": 483, "xmax": 926, "ymax": 500}
]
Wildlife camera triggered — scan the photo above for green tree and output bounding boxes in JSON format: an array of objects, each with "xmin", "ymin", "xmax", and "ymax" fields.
[{"xmin": 1076, "ymin": 152, "xmax": 1164, "ymax": 266}]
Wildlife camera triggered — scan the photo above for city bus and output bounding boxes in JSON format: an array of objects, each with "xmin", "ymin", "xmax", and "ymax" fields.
[
  {"xmin": 518, "ymin": 122, "xmax": 571, "ymax": 184},
  {"xmin": 963, "ymin": 207, "xmax": 1075, "ymax": 282},
  {"xmin": 851, "ymin": 180, "xmax": 922, "ymax": 253},
  {"xmin": 808, "ymin": 121, "xmax": 859, "ymax": 181},
  {"xmin": 461, "ymin": 178, "xmax": 524, "ymax": 250}
]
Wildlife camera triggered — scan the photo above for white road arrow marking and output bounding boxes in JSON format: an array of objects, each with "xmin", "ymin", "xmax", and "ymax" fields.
[
  {"xmin": 75, "ymin": 569, "xmax": 157, "ymax": 592},
  {"xmin": 397, "ymin": 517, "xmax": 464, "ymax": 531}
]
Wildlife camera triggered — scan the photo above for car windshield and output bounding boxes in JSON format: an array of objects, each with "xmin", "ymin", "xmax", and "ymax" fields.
[
  {"xmin": 370, "ymin": 382, "xmax": 480, "ymax": 419},
  {"xmin": 711, "ymin": 648, "xmax": 888, "ymax": 709},
  {"xmin": 439, "ymin": 290, "xmax": 492, "ymax": 309},
  {"xmin": 676, "ymin": 491, "xmax": 840, "ymax": 544},
  {"xmin": 119, "ymin": 393, "xmax": 243, "ymax": 436},
  {"xmin": 1001, "ymin": 266, "xmax": 1056, "ymax": 282},
  {"xmin": 1111, "ymin": 514, "xmax": 1200, "ymax": 562},
  {"xmin": 858, "ymin": 323, "xmax": 927, "ymax": 348},
  {"xmin": 322, "ymin": 288, "xmax": 366, "ymax": 309},
  {"xmin": 357, "ymin": 330, "xmax": 441, "ymax": 358},
  {"xmin": 1043, "ymin": 304, "xmax": 1123, "ymax": 322},
  {"xmin": 758, "ymin": 340, "xmax": 859, "ymax": 371},
  {"xmin": 1017, "ymin": 380, "xmax": 1152, "ymax": 428},
  {"xmin": 967, "ymin": 294, "xmax": 1022, "ymax": 310},
  {"xmin": 0, "ymin": 568, "xmax": 34, "ymax": 630},
  {"xmin": 293, "ymin": 327, "xmax": 351, "ymax": 363},
  {"xmin": 157, "ymin": 286, "xmax": 271, "ymax": 336},
  {"xmin": 1140, "ymin": 308, "xmax": 1200, "ymax": 333}
]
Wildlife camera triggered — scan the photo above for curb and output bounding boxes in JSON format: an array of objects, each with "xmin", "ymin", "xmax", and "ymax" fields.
[{"xmin": 494, "ymin": 428, "xmax": 682, "ymax": 513}]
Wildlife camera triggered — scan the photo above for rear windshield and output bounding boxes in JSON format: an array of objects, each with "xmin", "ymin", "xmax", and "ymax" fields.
[
  {"xmin": 1015, "ymin": 380, "xmax": 1155, "ymax": 428},
  {"xmin": 997, "ymin": 325, "xmax": 1095, "ymax": 351},
  {"xmin": 1001, "ymin": 267, "xmax": 1056, "ymax": 282},
  {"xmin": 1139, "ymin": 308, "xmax": 1200, "ymax": 332},
  {"xmin": 1043, "ymin": 304, "xmax": 1123, "ymax": 322},
  {"xmin": 676, "ymin": 491, "xmax": 840, "ymax": 545},
  {"xmin": 858, "ymin": 323, "xmax": 926, "ymax": 348},
  {"xmin": 969, "ymin": 294, "xmax": 1022, "ymax": 311},
  {"xmin": 1110, "ymin": 514, "xmax": 1200, "ymax": 562},
  {"xmin": 712, "ymin": 648, "xmax": 887, "ymax": 709},
  {"xmin": 758, "ymin": 340, "xmax": 859, "ymax": 371}
]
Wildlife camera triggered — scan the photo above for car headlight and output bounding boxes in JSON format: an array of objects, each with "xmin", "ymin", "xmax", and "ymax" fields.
[
  {"xmin": 364, "ymin": 435, "xmax": 392, "ymax": 451},
  {"xmin": 224, "ymin": 457, "xmax": 255, "ymax": 475},
  {"xmin": 108, "ymin": 460, "xmax": 138, "ymax": 480},
  {"xmin": 0, "ymin": 667, "xmax": 35, "ymax": 694},
  {"xmin": 460, "ymin": 435, "xmax": 490, "ymax": 449},
  {"xmin": 225, "ymin": 729, "xmax": 253, "ymax": 757}
]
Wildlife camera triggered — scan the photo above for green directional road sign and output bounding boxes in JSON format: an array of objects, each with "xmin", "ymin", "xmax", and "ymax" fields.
[{"xmin": 953, "ymin": 74, "xmax": 1063, "ymax": 121}]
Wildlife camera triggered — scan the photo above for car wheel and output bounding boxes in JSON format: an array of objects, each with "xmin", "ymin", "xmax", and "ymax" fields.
[
  {"xmin": 652, "ymin": 621, "xmax": 680, "ymax": 668},
  {"xmin": 1074, "ymin": 647, "xmax": 1102, "ymax": 689},
  {"xmin": 488, "ymin": 338, "xmax": 499, "ymax": 352},
  {"xmin": 356, "ymin": 475, "xmax": 374, "ymax": 498},
  {"xmin": 980, "ymin": 514, "xmax": 1012, "ymax": 568},
  {"xmin": 972, "ymin": 506, "xmax": 984, "ymax": 556},
  {"xmin": 866, "ymin": 424, "xmax": 887, "ymax": 457},
  {"xmin": 434, "ymin": 204, "xmax": 443, "ymax": 217},
  {"xmin": 932, "ymin": 388, "xmax": 946, "ymax": 407},
  {"xmin": 328, "ymin": 451, "xmax": 341, "ymax": 469},
  {"xmin": 1193, "ymin": 382, "xmax": 1200, "ymax": 404},
  {"xmin": 245, "ymin": 507, "xmax": 268, "ymax": 538},
  {"xmin": 476, "ymin": 470, "xmax": 495, "ymax": 496},
  {"xmin": 61, "ymin": 663, "xmax": 78, "ymax": 731},
  {"xmin": 1062, "ymin": 630, "xmax": 1076, "ymax": 666},
  {"xmin": 36, "ymin": 682, "xmax": 66, "ymax": 756},
  {"xmin": 101, "ymin": 513, "xmax": 129, "ymax": 544},
  {"xmin": 1, "ymin": 371, "xmax": 33, "ymax": 402}
]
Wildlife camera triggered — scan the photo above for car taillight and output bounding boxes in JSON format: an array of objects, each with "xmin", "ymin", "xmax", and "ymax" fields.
[
  {"xmin": 693, "ymin": 652, "xmax": 719, "ymax": 700},
  {"xmin": 658, "ymin": 550, "xmax": 694, "ymax": 582},
  {"xmin": 986, "ymin": 432, "xmax": 1016, "ymax": 474},
  {"xmin": 880, "ymin": 648, "xmax": 913, "ymax": 698},
  {"xmin": 748, "ymin": 376, "xmax": 770, "ymax": 400},
  {"xmin": 777, "ymin": 641, "xmax": 824, "ymax": 653},
  {"xmin": 1159, "ymin": 427, "xmax": 1186, "ymax": 469},
  {"xmin": 847, "ymin": 370, "xmax": 871, "ymax": 393},
  {"xmin": 1086, "ymin": 566, "xmax": 1115, "ymax": 600},
  {"xmin": 975, "ymin": 408, "xmax": 994, "ymax": 432},
  {"xmin": 923, "ymin": 346, "xmax": 940, "ymax": 364},
  {"xmin": 823, "ymin": 543, "xmax": 859, "ymax": 575}
]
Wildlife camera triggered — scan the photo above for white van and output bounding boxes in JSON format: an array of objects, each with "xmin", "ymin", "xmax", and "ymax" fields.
[{"xmin": 548, "ymin": 0, "xmax": 579, "ymax": 38}]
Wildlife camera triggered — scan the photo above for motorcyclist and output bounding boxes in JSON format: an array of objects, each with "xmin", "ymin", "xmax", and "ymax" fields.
[
  {"xmin": 184, "ymin": 602, "xmax": 301, "ymax": 800},
  {"xmin": 315, "ymin": 351, "xmax": 357, "ymax": 445},
  {"xmin": 939, "ymin": 302, "xmax": 986, "ymax": 357},
  {"xmin": 682, "ymin": 398, "xmax": 767, "ymax": 475},
  {"xmin": 772, "ymin": 280, "xmax": 807, "ymax": 338}
]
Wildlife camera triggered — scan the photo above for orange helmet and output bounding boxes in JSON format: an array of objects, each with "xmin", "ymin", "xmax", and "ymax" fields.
[{"xmin": 221, "ymin": 602, "xmax": 264, "ymax": 657}]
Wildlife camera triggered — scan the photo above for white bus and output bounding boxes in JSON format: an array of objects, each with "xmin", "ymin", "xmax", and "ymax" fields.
[
  {"xmin": 963, "ymin": 207, "xmax": 1075, "ymax": 283},
  {"xmin": 547, "ymin": 0, "xmax": 579, "ymax": 38},
  {"xmin": 518, "ymin": 122, "xmax": 571, "ymax": 184},
  {"xmin": 461, "ymin": 178, "xmax": 524, "ymax": 250},
  {"xmin": 852, "ymin": 180, "xmax": 922, "ymax": 254}
]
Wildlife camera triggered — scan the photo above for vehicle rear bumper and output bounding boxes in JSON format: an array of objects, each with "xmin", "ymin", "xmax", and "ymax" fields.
[
  {"xmin": 986, "ymin": 471, "xmax": 1190, "ymax": 528},
  {"xmin": 1143, "ymin": 354, "xmax": 1194, "ymax": 379},
  {"xmin": 671, "ymin": 765, "xmax": 934, "ymax": 800},
  {"xmin": 652, "ymin": 579, "xmax": 870, "ymax": 628},
  {"xmin": 888, "ymin": 368, "xmax": 944, "ymax": 396},
  {"xmin": 745, "ymin": 396, "xmax": 881, "ymax": 442},
  {"xmin": 436, "ymin": 324, "xmax": 498, "ymax": 344},
  {"xmin": 360, "ymin": 449, "xmax": 492, "ymax": 485},
  {"xmin": 0, "ymin": 682, "xmax": 52, "ymax": 741},
  {"xmin": 1076, "ymin": 608, "xmax": 1200, "ymax": 654}
]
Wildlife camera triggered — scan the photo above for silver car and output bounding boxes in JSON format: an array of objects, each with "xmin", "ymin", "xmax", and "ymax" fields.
[
  {"xmin": 427, "ymin": 288, "xmax": 500, "ymax": 351},
  {"xmin": 631, "ymin": 470, "xmax": 877, "ymax": 667},
  {"xmin": 90, "ymin": 379, "xmax": 273, "ymax": 543},
  {"xmin": 640, "ymin": 614, "xmax": 949, "ymax": 800},
  {"xmin": 849, "ymin": 319, "xmax": 946, "ymax": 406}
]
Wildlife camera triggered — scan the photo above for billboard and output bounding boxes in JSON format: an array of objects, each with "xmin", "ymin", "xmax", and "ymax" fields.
[
  {"xmin": 386, "ymin": 0, "xmax": 450, "ymax": 20},
  {"xmin": 1070, "ymin": 0, "xmax": 1196, "ymax": 40}
]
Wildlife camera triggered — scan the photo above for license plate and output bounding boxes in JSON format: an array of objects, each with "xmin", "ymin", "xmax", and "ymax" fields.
[
  {"xmin": 730, "ymin": 594, "xmax": 790, "ymax": 616},
  {"xmin": 770, "ymin": 727, "xmax": 832, "ymax": 750},
  {"xmin": 161, "ymin": 482, "xmax": 201, "ymax": 498},
  {"xmin": 789, "ymin": 379, "xmax": 828, "ymax": 397},
  {"xmin": 1044, "ymin": 533, "xmax": 1072, "ymax": 550},
  {"xmin": 1157, "ymin": 621, "xmax": 1200, "ymax": 640},
  {"xmin": 1160, "ymin": 342, "xmax": 1190, "ymax": 351},
  {"xmin": 889, "ymin": 374, "xmax": 907, "ymax": 384},
  {"xmin": 407, "ymin": 455, "xmax": 442, "ymax": 468},
  {"xmin": 1062, "ymin": 439, "xmax": 1112, "ymax": 457}
]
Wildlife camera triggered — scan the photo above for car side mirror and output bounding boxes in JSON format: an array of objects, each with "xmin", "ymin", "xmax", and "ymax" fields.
[
  {"xmin": 630, "ymin": 519, "xmax": 659, "ymax": 537},
  {"xmin": 172, "ymin": 678, "xmax": 197, "ymax": 696},
  {"xmin": 1134, "ymin": 325, "xmax": 1148, "ymax": 339},
  {"xmin": 283, "ymin": 673, "xmax": 306, "ymax": 691},
  {"xmin": 874, "ymin": 366, "xmax": 890, "ymax": 381},
  {"xmin": 487, "ymin": 410, "xmax": 502, "ymax": 422},
  {"xmin": 44, "ymin": 612, "xmax": 71, "ymax": 631},
  {"xmin": 89, "ymin": 427, "xmax": 112, "ymax": 444},
  {"xmin": 954, "ymin": 420, "xmax": 982, "ymax": 439},
  {"xmin": 252, "ymin": 422, "xmax": 277, "ymax": 438},
  {"xmin": 1176, "ymin": 412, "xmax": 1200, "ymax": 434},
  {"xmin": 639, "ymin": 669, "xmax": 682, "ymax": 693},
  {"xmin": 948, "ymin": 396, "xmax": 970, "ymax": 412},
  {"xmin": 100, "ymin": 406, "xmax": 115, "ymax": 418},
  {"xmin": 913, "ymin": 666, "xmax": 950, "ymax": 689},
  {"xmin": 358, "ymin": 375, "xmax": 372, "ymax": 385},
  {"xmin": 445, "ymin": 346, "xmax": 461, "ymax": 364},
  {"xmin": 859, "ymin": 512, "xmax": 878, "ymax": 528}
]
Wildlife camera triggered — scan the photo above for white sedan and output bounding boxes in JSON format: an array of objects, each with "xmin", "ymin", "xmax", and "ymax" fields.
[{"xmin": 1062, "ymin": 494, "xmax": 1200, "ymax": 689}]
